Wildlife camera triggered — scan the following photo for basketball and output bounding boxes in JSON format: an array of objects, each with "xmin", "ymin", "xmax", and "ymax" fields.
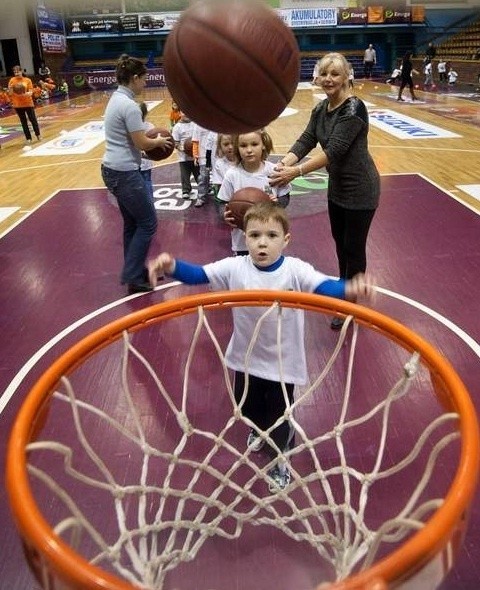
[
  {"xmin": 183, "ymin": 137, "xmax": 193, "ymax": 157},
  {"xmin": 226, "ymin": 187, "xmax": 271, "ymax": 230},
  {"xmin": 13, "ymin": 83, "xmax": 25, "ymax": 95},
  {"xmin": 163, "ymin": 0, "xmax": 300, "ymax": 133},
  {"xmin": 144, "ymin": 127, "xmax": 174, "ymax": 161}
]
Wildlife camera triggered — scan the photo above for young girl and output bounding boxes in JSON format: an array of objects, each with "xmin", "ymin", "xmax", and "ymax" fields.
[
  {"xmin": 211, "ymin": 134, "xmax": 236, "ymax": 195},
  {"xmin": 210, "ymin": 134, "xmax": 236, "ymax": 221},
  {"xmin": 217, "ymin": 129, "xmax": 291, "ymax": 255}
]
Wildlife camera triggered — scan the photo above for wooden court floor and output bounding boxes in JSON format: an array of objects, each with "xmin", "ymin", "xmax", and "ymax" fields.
[{"xmin": 0, "ymin": 81, "xmax": 479, "ymax": 589}]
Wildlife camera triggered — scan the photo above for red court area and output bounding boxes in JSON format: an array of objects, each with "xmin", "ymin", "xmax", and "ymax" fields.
[{"xmin": 0, "ymin": 172, "xmax": 479, "ymax": 589}]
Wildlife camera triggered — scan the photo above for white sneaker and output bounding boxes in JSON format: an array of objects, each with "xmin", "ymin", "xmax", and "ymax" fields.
[
  {"xmin": 194, "ymin": 197, "xmax": 205, "ymax": 208},
  {"xmin": 268, "ymin": 464, "xmax": 291, "ymax": 493},
  {"xmin": 247, "ymin": 429, "xmax": 265, "ymax": 452}
]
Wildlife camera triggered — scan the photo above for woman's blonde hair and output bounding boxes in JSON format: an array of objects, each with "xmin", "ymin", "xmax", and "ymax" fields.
[{"xmin": 315, "ymin": 52, "xmax": 350, "ymax": 89}]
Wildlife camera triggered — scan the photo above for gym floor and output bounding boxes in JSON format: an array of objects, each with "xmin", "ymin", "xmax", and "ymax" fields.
[{"xmin": 0, "ymin": 80, "xmax": 479, "ymax": 589}]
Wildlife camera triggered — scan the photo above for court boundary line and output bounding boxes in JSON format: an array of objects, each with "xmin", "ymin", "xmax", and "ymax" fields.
[
  {"xmin": 0, "ymin": 281, "xmax": 181, "ymax": 416},
  {"xmin": 1, "ymin": 279, "xmax": 478, "ymax": 417}
]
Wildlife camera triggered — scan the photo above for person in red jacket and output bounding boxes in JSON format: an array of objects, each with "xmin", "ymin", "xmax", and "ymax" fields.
[{"xmin": 8, "ymin": 65, "xmax": 42, "ymax": 143}]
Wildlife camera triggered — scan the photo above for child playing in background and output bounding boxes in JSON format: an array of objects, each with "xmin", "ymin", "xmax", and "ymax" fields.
[
  {"xmin": 437, "ymin": 59, "xmax": 447, "ymax": 83},
  {"xmin": 191, "ymin": 122, "xmax": 213, "ymax": 208},
  {"xmin": 139, "ymin": 102, "xmax": 155, "ymax": 201},
  {"xmin": 386, "ymin": 61, "xmax": 402, "ymax": 84},
  {"xmin": 211, "ymin": 133, "xmax": 236, "ymax": 221},
  {"xmin": 147, "ymin": 201, "xmax": 375, "ymax": 492},
  {"xmin": 448, "ymin": 67, "xmax": 458, "ymax": 85},
  {"xmin": 169, "ymin": 100, "xmax": 181, "ymax": 129},
  {"xmin": 424, "ymin": 59, "xmax": 433, "ymax": 86},
  {"xmin": 171, "ymin": 111, "xmax": 199, "ymax": 200},
  {"xmin": 211, "ymin": 134, "xmax": 236, "ymax": 197},
  {"xmin": 217, "ymin": 129, "xmax": 291, "ymax": 255},
  {"xmin": 58, "ymin": 78, "xmax": 69, "ymax": 96}
]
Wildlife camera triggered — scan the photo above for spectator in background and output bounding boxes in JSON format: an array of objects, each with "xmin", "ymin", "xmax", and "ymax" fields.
[
  {"xmin": 58, "ymin": 78, "xmax": 69, "ymax": 96},
  {"xmin": 38, "ymin": 61, "xmax": 51, "ymax": 80},
  {"xmin": 348, "ymin": 62, "xmax": 355, "ymax": 89},
  {"xmin": 363, "ymin": 44, "xmax": 376, "ymax": 78},
  {"xmin": 425, "ymin": 42, "xmax": 436, "ymax": 63}
]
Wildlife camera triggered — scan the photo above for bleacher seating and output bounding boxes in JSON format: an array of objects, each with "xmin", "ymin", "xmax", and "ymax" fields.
[
  {"xmin": 300, "ymin": 53, "xmax": 384, "ymax": 82},
  {"xmin": 436, "ymin": 18, "xmax": 480, "ymax": 60}
]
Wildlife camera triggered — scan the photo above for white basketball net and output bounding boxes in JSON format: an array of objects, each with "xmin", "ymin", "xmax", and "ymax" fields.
[{"xmin": 26, "ymin": 300, "xmax": 460, "ymax": 589}]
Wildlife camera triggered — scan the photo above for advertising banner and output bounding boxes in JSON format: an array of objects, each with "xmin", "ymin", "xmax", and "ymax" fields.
[
  {"xmin": 63, "ymin": 67, "xmax": 166, "ymax": 91},
  {"xmin": 282, "ymin": 7, "xmax": 337, "ymax": 28},
  {"xmin": 337, "ymin": 7, "xmax": 368, "ymax": 26},
  {"xmin": 66, "ymin": 13, "xmax": 181, "ymax": 37},
  {"xmin": 37, "ymin": 4, "xmax": 66, "ymax": 54}
]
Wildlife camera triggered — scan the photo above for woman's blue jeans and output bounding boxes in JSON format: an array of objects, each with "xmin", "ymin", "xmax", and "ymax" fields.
[{"xmin": 101, "ymin": 165, "xmax": 157, "ymax": 285}]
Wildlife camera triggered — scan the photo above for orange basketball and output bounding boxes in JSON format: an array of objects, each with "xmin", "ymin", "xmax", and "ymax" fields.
[
  {"xmin": 226, "ymin": 188, "xmax": 271, "ymax": 230},
  {"xmin": 163, "ymin": 0, "xmax": 299, "ymax": 133},
  {"xmin": 145, "ymin": 127, "xmax": 174, "ymax": 161},
  {"xmin": 13, "ymin": 83, "xmax": 25, "ymax": 95}
]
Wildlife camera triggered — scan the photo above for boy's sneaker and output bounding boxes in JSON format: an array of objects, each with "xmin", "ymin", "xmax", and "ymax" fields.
[
  {"xmin": 182, "ymin": 192, "xmax": 191, "ymax": 199},
  {"xmin": 194, "ymin": 197, "xmax": 205, "ymax": 207},
  {"xmin": 247, "ymin": 429, "xmax": 265, "ymax": 452},
  {"xmin": 267, "ymin": 464, "xmax": 291, "ymax": 493}
]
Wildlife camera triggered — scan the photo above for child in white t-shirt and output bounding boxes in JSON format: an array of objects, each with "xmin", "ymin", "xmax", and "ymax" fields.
[
  {"xmin": 148, "ymin": 201, "xmax": 375, "ymax": 493},
  {"xmin": 217, "ymin": 129, "xmax": 291, "ymax": 255},
  {"xmin": 171, "ymin": 111, "xmax": 199, "ymax": 200},
  {"xmin": 448, "ymin": 68, "xmax": 458, "ymax": 85}
]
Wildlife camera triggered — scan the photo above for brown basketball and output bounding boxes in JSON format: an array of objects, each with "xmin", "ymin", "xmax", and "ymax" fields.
[
  {"xmin": 183, "ymin": 137, "xmax": 193, "ymax": 157},
  {"xmin": 226, "ymin": 188, "xmax": 271, "ymax": 230},
  {"xmin": 13, "ymin": 83, "xmax": 25, "ymax": 95},
  {"xmin": 145, "ymin": 127, "xmax": 175, "ymax": 161},
  {"xmin": 163, "ymin": 0, "xmax": 299, "ymax": 133}
]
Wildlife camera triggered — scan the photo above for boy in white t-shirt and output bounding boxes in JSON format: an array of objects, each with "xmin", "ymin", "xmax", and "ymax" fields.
[
  {"xmin": 171, "ymin": 111, "xmax": 199, "ymax": 200},
  {"xmin": 148, "ymin": 201, "xmax": 374, "ymax": 493}
]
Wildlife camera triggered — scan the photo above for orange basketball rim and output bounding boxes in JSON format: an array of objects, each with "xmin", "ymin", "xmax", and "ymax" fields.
[{"xmin": 6, "ymin": 290, "xmax": 480, "ymax": 590}]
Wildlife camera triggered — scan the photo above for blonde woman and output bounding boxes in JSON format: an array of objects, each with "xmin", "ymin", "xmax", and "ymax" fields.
[{"xmin": 269, "ymin": 52, "xmax": 380, "ymax": 330}]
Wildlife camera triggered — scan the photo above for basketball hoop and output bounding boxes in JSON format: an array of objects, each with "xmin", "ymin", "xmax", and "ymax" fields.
[{"xmin": 6, "ymin": 291, "xmax": 479, "ymax": 590}]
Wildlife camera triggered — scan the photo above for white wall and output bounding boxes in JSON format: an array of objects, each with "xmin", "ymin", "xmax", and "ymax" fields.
[{"xmin": 0, "ymin": 0, "xmax": 34, "ymax": 76}]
